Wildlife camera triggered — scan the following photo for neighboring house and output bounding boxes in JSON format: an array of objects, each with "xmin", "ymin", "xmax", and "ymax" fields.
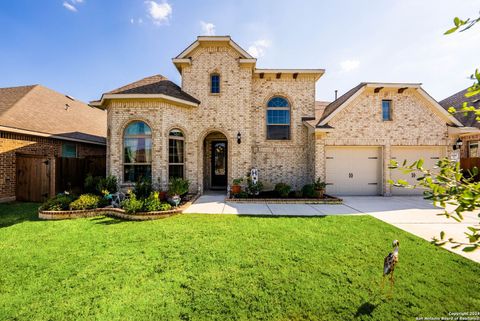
[
  {"xmin": 440, "ymin": 88, "xmax": 480, "ymax": 159},
  {"xmin": 91, "ymin": 36, "xmax": 471, "ymax": 196},
  {"xmin": 0, "ymin": 85, "xmax": 107, "ymax": 202}
]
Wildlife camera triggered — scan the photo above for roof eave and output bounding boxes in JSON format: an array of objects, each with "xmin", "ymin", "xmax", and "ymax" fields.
[
  {"xmin": 94, "ymin": 93, "xmax": 200, "ymax": 108},
  {"xmin": 0, "ymin": 125, "xmax": 106, "ymax": 145}
]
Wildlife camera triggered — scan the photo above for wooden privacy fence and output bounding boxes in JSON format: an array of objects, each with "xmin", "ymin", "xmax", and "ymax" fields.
[
  {"xmin": 16, "ymin": 154, "xmax": 52, "ymax": 202},
  {"xmin": 55, "ymin": 156, "xmax": 106, "ymax": 194},
  {"xmin": 460, "ymin": 157, "xmax": 480, "ymax": 181}
]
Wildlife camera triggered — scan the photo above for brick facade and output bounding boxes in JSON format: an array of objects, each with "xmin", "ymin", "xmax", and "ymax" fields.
[
  {"xmin": 0, "ymin": 131, "xmax": 106, "ymax": 202},
  {"xmin": 104, "ymin": 37, "xmax": 461, "ymax": 196},
  {"xmin": 105, "ymin": 42, "xmax": 318, "ymax": 192},
  {"xmin": 314, "ymin": 87, "xmax": 456, "ymax": 195}
]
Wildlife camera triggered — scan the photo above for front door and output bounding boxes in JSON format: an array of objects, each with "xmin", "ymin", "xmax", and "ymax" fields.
[{"xmin": 211, "ymin": 141, "xmax": 227, "ymax": 189}]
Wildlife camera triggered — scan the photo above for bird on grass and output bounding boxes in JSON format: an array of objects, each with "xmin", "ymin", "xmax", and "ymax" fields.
[{"xmin": 381, "ymin": 240, "xmax": 399, "ymax": 295}]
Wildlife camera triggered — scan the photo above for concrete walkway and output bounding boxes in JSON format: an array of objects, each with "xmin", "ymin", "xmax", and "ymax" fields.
[{"xmin": 184, "ymin": 193, "xmax": 480, "ymax": 263}]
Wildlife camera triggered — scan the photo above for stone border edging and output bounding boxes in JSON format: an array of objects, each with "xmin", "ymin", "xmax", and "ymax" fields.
[
  {"xmin": 38, "ymin": 193, "xmax": 200, "ymax": 221},
  {"xmin": 226, "ymin": 195, "xmax": 342, "ymax": 204}
]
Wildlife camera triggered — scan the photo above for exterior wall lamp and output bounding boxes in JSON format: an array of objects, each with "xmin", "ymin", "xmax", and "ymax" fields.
[
  {"xmin": 237, "ymin": 132, "xmax": 241, "ymax": 144},
  {"xmin": 453, "ymin": 138, "xmax": 463, "ymax": 150}
]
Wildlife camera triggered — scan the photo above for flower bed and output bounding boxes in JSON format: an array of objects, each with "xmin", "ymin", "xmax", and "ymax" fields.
[{"xmin": 38, "ymin": 193, "xmax": 200, "ymax": 221}]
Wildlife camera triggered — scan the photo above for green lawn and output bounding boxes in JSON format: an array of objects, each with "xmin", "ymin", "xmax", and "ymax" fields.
[{"xmin": 0, "ymin": 202, "xmax": 479, "ymax": 321}]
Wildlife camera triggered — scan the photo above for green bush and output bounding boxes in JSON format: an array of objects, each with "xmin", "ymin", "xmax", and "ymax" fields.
[
  {"xmin": 235, "ymin": 191, "xmax": 248, "ymax": 199},
  {"xmin": 84, "ymin": 175, "xmax": 102, "ymax": 194},
  {"xmin": 168, "ymin": 177, "xmax": 190, "ymax": 196},
  {"xmin": 69, "ymin": 194, "xmax": 102, "ymax": 210},
  {"xmin": 274, "ymin": 183, "xmax": 292, "ymax": 198},
  {"xmin": 246, "ymin": 178, "xmax": 263, "ymax": 196},
  {"xmin": 97, "ymin": 175, "xmax": 118, "ymax": 195},
  {"xmin": 40, "ymin": 194, "xmax": 76, "ymax": 211},
  {"xmin": 143, "ymin": 192, "xmax": 172, "ymax": 212},
  {"xmin": 121, "ymin": 193, "xmax": 144, "ymax": 214},
  {"xmin": 302, "ymin": 184, "xmax": 316, "ymax": 198},
  {"xmin": 134, "ymin": 179, "xmax": 153, "ymax": 199}
]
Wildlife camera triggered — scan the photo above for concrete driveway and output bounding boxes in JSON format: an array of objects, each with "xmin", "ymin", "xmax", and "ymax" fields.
[{"xmin": 184, "ymin": 194, "xmax": 480, "ymax": 263}]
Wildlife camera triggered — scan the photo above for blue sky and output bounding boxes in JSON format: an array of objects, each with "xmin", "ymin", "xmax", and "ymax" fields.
[{"xmin": 0, "ymin": 0, "xmax": 478, "ymax": 103}]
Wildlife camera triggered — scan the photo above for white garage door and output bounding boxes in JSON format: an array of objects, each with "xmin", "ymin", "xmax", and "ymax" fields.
[
  {"xmin": 390, "ymin": 146, "xmax": 445, "ymax": 195},
  {"xmin": 325, "ymin": 146, "xmax": 382, "ymax": 196}
]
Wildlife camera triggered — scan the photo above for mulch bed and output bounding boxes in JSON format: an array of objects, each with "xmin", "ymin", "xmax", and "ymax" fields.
[{"xmin": 227, "ymin": 193, "xmax": 342, "ymax": 204}]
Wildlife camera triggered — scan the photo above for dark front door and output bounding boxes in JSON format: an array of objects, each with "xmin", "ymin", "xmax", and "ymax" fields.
[{"xmin": 211, "ymin": 141, "xmax": 227, "ymax": 188}]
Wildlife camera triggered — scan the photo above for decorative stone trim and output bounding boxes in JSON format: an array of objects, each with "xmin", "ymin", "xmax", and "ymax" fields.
[
  {"xmin": 38, "ymin": 193, "xmax": 200, "ymax": 221},
  {"xmin": 226, "ymin": 195, "xmax": 342, "ymax": 204}
]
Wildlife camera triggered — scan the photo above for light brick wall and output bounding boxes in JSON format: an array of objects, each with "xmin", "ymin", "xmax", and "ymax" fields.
[
  {"xmin": 106, "ymin": 43, "xmax": 318, "ymax": 192},
  {"xmin": 251, "ymin": 76, "xmax": 317, "ymax": 190},
  {"xmin": 315, "ymin": 87, "xmax": 455, "ymax": 195},
  {"xmin": 0, "ymin": 131, "xmax": 105, "ymax": 202}
]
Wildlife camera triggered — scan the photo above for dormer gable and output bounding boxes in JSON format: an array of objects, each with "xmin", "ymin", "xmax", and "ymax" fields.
[{"xmin": 172, "ymin": 36, "xmax": 256, "ymax": 73}]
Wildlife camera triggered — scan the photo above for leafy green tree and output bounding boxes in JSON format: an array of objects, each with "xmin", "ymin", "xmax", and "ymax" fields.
[{"xmin": 390, "ymin": 12, "xmax": 480, "ymax": 251}]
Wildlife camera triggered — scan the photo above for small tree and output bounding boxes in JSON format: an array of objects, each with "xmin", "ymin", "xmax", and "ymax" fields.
[{"xmin": 390, "ymin": 12, "xmax": 480, "ymax": 251}]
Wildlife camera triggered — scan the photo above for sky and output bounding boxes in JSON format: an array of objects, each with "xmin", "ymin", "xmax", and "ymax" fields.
[{"xmin": 0, "ymin": 0, "xmax": 478, "ymax": 103}]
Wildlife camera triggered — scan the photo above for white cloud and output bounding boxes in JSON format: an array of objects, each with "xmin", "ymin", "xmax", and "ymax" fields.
[
  {"xmin": 247, "ymin": 39, "xmax": 271, "ymax": 58},
  {"xmin": 145, "ymin": 1, "xmax": 172, "ymax": 25},
  {"xmin": 130, "ymin": 18, "xmax": 144, "ymax": 25},
  {"xmin": 71, "ymin": 0, "xmax": 83, "ymax": 3},
  {"xmin": 200, "ymin": 21, "xmax": 215, "ymax": 36},
  {"xmin": 63, "ymin": 2, "xmax": 77, "ymax": 12},
  {"xmin": 340, "ymin": 59, "xmax": 360, "ymax": 72}
]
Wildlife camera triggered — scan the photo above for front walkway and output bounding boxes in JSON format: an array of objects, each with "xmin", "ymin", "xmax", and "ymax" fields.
[{"xmin": 184, "ymin": 193, "xmax": 480, "ymax": 263}]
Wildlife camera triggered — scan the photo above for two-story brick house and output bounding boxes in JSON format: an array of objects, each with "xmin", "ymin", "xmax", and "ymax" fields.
[{"xmin": 92, "ymin": 36, "xmax": 468, "ymax": 196}]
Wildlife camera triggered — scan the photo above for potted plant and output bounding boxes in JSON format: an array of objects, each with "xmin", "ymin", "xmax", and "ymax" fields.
[
  {"xmin": 313, "ymin": 178, "xmax": 326, "ymax": 198},
  {"xmin": 231, "ymin": 177, "xmax": 244, "ymax": 194},
  {"xmin": 168, "ymin": 177, "xmax": 190, "ymax": 207}
]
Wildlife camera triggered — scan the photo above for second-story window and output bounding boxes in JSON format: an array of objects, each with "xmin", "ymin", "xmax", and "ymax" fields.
[
  {"xmin": 210, "ymin": 74, "xmax": 220, "ymax": 94},
  {"xmin": 267, "ymin": 96, "xmax": 291, "ymax": 140},
  {"xmin": 382, "ymin": 100, "xmax": 392, "ymax": 121}
]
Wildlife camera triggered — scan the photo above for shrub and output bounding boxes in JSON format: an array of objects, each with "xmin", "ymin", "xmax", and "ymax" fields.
[
  {"xmin": 143, "ymin": 192, "xmax": 173, "ymax": 212},
  {"xmin": 169, "ymin": 177, "xmax": 190, "ymax": 196},
  {"xmin": 40, "ymin": 194, "xmax": 75, "ymax": 211},
  {"xmin": 246, "ymin": 177, "xmax": 263, "ymax": 196},
  {"xmin": 313, "ymin": 178, "xmax": 326, "ymax": 190},
  {"xmin": 121, "ymin": 193, "xmax": 144, "ymax": 214},
  {"xmin": 84, "ymin": 175, "xmax": 102, "ymax": 194},
  {"xmin": 302, "ymin": 184, "xmax": 316, "ymax": 198},
  {"xmin": 69, "ymin": 194, "xmax": 102, "ymax": 210},
  {"xmin": 235, "ymin": 191, "xmax": 248, "ymax": 199},
  {"xmin": 275, "ymin": 183, "xmax": 291, "ymax": 198},
  {"xmin": 134, "ymin": 179, "xmax": 153, "ymax": 199},
  {"xmin": 97, "ymin": 175, "xmax": 118, "ymax": 195}
]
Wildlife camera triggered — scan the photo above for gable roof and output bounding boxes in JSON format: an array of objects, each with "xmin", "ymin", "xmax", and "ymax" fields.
[
  {"xmin": 439, "ymin": 88, "xmax": 480, "ymax": 128},
  {"xmin": 0, "ymin": 85, "xmax": 106, "ymax": 144},
  {"xmin": 174, "ymin": 36, "xmax": 254, "ymax": 60},
  {"xmin": 316, "ymin": 82, "xmax": 463, "ymax": 128},
  {"xmin": 92, "ymin": 75, "xmax": 200, "ymax": 107},
  {"xmin": 317, "ymin": 83, "xmax": 366, "ymax": 125}
]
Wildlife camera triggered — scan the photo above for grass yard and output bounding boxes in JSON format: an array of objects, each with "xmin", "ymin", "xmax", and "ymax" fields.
[{"xmin": 0, "ymin": 202, "xmax": 479, "ymax": 321}]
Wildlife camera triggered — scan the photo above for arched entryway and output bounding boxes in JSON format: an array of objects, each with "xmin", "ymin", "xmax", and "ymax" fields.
[{"xmin": 203, "ymin": 131, "xmax": 228, "ymax": 190}]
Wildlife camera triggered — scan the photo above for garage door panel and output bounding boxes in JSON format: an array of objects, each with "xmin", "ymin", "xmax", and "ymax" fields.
[
  {"xmin": 390, "ymin": 146, "xmax": 444, "ymax": 195},
  {"xmin": 326, "ymin": 146, "xmax": 382, "ymax": 196}
]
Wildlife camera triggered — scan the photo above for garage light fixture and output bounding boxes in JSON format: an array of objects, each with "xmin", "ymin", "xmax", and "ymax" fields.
[
  {"xmin": 237, "ymin": 132, "xmax": 241, "ymax": 144},
  {"xmin": 453, "ymin": 138, "xmax": 463, "ymax": 150}
]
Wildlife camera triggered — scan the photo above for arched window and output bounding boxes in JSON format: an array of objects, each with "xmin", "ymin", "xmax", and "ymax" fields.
[
  {"xmin": 210, "ymin": 74, "xmax": 220, "ymax": 94},
  {"xmin": 169, "ymin": 129, "xmax": 185, "ymax": 179},
  {"xmin": 267, "ymin": 96, "xmax": 290, "ymax": 140},
  {"xmin": 123, "ymin": 121, "xmax": 152, "ymax": 182}
]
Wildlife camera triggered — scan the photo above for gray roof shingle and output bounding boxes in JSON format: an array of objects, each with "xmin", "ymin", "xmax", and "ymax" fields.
[
  {"xmin": 0, "ymin": 85, "xmax": 106, "ymax": 144},
  {"xmin": 106, "ymin": 74, "xmax": 200, "ymax": 104},
  {"xmin": 439, "ymin": 88, "xmax": 480, "ymax": 128}
]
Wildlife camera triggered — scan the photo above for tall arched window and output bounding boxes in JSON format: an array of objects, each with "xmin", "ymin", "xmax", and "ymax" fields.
[
  {"xmin": 267, "ymin": 96, "xmax": 290, "ymax": 140},
  {"xmin": 123, "ymin": 121, "xmax": 152, "ymax": 182},
  {"xmin": 169, "ymin": 129, "xmax": 185, "ymax": 179}
]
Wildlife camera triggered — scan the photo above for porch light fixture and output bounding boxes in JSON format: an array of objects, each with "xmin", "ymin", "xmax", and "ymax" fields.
[
  {"xmin": 453, "ymin": 138, "xmax": 463, "ymax": 150},
  {"xmin": 237, "ymin": 132, "xmax": 241, "ymax": 144}
]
